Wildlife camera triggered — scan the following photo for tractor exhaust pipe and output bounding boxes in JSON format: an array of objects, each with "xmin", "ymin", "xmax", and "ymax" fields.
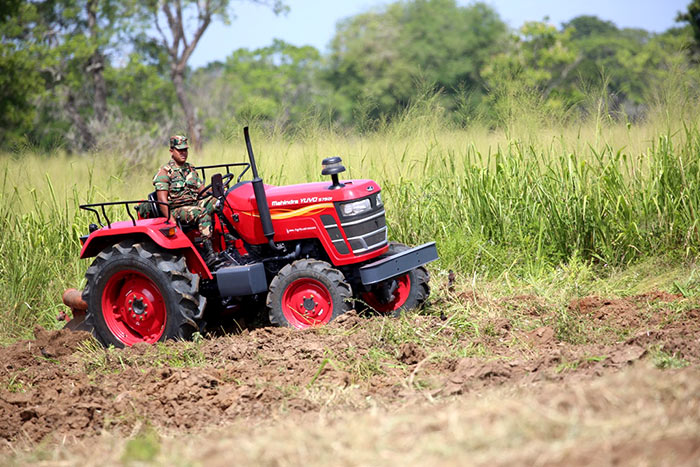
[
  {"xmin": 244, "ymin": 127, "xmax": 283, "ymax": 252},
  {"xmin": 61, "ymin": 288, "xmax": 91, "ymax": 331}
]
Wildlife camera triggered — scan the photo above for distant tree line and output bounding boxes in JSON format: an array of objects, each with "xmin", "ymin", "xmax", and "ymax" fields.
[{"xmin": 2, "ymin": 0, "xmax": 699, "ymax": 152}]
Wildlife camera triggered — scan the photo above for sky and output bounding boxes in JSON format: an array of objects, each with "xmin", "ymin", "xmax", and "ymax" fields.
[{"xmin": 188, "ymin": 0, "xmax": 691, "ymax": 69}]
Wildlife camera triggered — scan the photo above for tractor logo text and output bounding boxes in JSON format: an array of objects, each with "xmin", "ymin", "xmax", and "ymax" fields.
[
  {"xmin": 271, "ymin": 199, "xmax": 299, "ymax": 207},
  {"xmin": 272, "ymin": 196, "xmax": 332, "ymax": 207}
]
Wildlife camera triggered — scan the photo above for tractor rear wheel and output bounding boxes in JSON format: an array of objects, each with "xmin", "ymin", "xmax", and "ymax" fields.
[
  {"xmin": 267, "ymin": 259, "xmax": 352, "ymax": 329},
  {"xmin": 359, "ymin": 242, "xmax": 430, "ymax": 317},
  {"xmin": 82, "ymin": 240, "xmax": 205, "ymax": 347}
]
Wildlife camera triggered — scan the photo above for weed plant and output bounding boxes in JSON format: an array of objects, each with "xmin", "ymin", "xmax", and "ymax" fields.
[{"xmin": 1, "ymin": 79, "xmax": 700, "ymax": 343}]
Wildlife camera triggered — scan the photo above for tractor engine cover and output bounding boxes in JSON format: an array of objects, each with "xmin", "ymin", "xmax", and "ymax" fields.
[{"xmin": 224, "ymin": 179, "xmax": 389, "ymax": 266}]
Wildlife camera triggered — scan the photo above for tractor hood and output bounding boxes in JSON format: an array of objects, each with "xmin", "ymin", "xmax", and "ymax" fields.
[{"xmin": 227, "ymin": 179, "xmax": 381, "ymax": 212}]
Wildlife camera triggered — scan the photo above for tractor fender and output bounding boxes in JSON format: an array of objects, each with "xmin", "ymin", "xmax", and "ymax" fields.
[{"xmin": 79, "ymin": 219, "xmax": 212, "ymax": 280}]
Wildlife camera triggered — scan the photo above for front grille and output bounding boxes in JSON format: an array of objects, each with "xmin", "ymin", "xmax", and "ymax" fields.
[
  {"xmin": 347, "ymin": 223, "xmax": 387, "ymax": 253},
  {"xmin": 333, "ymin": 194, "xmax": 388, "ymax": 254},
  {"xmin": 320, "ymin": 214, "xmax": 350, "ymax": 255}
]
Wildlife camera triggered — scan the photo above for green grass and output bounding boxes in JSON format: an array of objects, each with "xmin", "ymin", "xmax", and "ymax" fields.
[
  {"xmin": 4, "ymin": 373, "xmax": 30, "ymax": 393},
  {"xmin": 650, "ymin": 345, "xmax": 690, "ymax": 369},
  {"xmin": 121, "ymin": 424, "xmax": 161, "ymax": 463},
  {"xmin": 2, "ymin": 101, "xmax": 700, "ymax": 343},
  {"xmin": 77, "ymin": 337, "xmax": 209, "ymax": 374}
]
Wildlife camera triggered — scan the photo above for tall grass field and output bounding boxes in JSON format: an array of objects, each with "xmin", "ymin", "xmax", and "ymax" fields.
[{"xmin": 1, "ymin": 98, "xmax": 699, "ymax": 344}]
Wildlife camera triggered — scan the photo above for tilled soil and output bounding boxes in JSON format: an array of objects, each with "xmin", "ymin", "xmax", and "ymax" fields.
[{"xmin": 1, "ymin": 291, "xmax": 699, "ymax": 454}]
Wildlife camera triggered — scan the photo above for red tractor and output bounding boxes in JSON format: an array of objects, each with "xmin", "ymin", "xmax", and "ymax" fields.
[{"xmin": 65, "ymin": 128, "xmax": 438, "ymax": 347}]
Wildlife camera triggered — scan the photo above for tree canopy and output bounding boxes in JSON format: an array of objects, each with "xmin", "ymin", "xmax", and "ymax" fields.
[
  {"xmin": 1, "ymin": 0, "xmax": 698, "ymax": 151},
  {"xmin": 325, "ymin": 0, "xmax": 507, "ymax": 123}
]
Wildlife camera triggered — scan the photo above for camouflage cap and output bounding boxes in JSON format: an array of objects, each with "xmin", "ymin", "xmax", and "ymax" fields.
[{"xmin": 169, "ymin": 135, "xmax": 188, "ymax": 149}]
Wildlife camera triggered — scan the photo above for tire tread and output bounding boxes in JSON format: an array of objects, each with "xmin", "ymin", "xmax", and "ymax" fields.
[
  {"xmin": 267, "ymin": 259, "xmax": 352, "ymax": 327},
  {"xmin": 82, "ymin": 239, "xmax": 203, "ymax": 346}
]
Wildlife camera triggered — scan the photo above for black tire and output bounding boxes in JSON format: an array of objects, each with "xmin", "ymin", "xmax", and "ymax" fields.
[
  {"xmin": 358, "ymin": 242, "xmax": 430, "ymax": 317},
  {"xmin": 82, "ymin": 240, "xmax": 205, "ymax": 347},
  {"xmin": 267, "ymin": 259, "xmax": 352, "ymax": 329}
]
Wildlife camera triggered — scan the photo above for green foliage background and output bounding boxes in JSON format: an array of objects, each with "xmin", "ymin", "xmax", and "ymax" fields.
[{"xmin": 2, "ymin": 0, "xmax": 699, "ymax": 149}]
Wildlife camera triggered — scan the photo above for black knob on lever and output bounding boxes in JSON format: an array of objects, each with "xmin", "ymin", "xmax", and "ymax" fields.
[
  {"xmin": 211, "ymin": 173, "xmax": 224, "ymax": 199},
  {"xmin": 322, "ymin": 156, "xmax": 346, "ymax": 189}
]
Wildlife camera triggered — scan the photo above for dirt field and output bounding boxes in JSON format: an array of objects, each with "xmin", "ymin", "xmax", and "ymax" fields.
[{"xmin": 1, "ymin": 290, "xmax": 699, "ymax": 465}]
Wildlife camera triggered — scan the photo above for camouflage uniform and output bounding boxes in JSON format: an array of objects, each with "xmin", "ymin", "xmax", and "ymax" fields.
[{"xmin": 153, "ymin": 160, "xmax": 216, "ymax": 239}]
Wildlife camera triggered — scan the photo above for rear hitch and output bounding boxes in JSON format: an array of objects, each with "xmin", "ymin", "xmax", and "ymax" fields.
[{"xmin": 61, "ymin": 288, "xmax": 91, "ymax": 331}]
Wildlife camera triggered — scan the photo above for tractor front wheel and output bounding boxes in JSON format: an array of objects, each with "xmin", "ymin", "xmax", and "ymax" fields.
[
  {"xmin": 83, "ymin": 240, "xmax": 205, "ymax": 347},
  {"xmin": 360, "ymin": 242, "xmax": 430, "ymax": 317},
  {"xmin": 267, "ymin": 259, "xmax": 352, "ymax": 329}
]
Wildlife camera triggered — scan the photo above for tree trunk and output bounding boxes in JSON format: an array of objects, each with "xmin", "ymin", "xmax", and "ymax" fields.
[
  {"xmin": 66, "ymin": 92, "xmax": 95, "ymax": 150},
  {"xmin": 86, "ymin": 0, "xmax": 107, "ymax": 122},
  {"xmin": 172, "ymin": 68, "xmax": 201, "ymax": 151},
  {"xmin": 87, "ymin": 52, "xmax": 107, "ymax": 122}
]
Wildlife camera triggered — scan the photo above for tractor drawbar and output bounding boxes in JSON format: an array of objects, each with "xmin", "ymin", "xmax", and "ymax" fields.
[{"xmin": 61, "ymin": 288, "xmax": 90, "ymax": 331}]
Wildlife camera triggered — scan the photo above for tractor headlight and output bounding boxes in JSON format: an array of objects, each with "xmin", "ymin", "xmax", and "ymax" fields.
[
  {"xmin": 342, "ymin": 198, "xmax": 371, "ymax": 216},
  {"xmin": 375, "ymin": 192, "xmax": 382, "ymax": 207}
]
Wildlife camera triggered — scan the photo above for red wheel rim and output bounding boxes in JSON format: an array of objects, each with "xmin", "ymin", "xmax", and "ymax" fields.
[
  {"xmin": 101, "ymin": 270, "xmax": 167, "ymax": 346},
  {"xmin": 362, "ymin": 274, "xmax": 411, "ymax": 313},
  {"xmin": 281, "ymin": 278, "xmax": 334, "ymax": 329}
]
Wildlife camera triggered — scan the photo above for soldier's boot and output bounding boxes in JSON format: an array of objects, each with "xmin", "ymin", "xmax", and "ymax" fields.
[{"xmin": 201, "ymin": 238, "xmax": 218, "ymax": 269}]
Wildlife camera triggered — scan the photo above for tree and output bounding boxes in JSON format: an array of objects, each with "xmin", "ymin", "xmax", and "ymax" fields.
[
  {"xmin": 676, "ymin": 0, "xmax": 700, "ymax": 59},
  {"xmin": 85, "ymin": 0, "xmax": 108, "ymax": 122},
  {"xmin": 139, "ymin": 0, "xmax": 287, "ymax": 150},
  {"xmin": 0, "ymin": 0, "xmax": 136, "ymax": 150},
  {"xmin": 190, "ymin": 39, "xmax": 322, "ymax": 134},
  {"xmin": 326, "ymin": 0, "xmax": 507, "ymax": 124},
  {"xmin": 563, "ymin": 15, "xmax": 617, "ymax": 40},
  {"xmin": 106, "ymin": 51, "xmax": 177, "ymax": 123},
  {"xmin": 54, "ymin": 0, "xmax": 131, "ymax": 148},
  {"xmin": 571, "ymin": 28, "xmax": 652, "ymax": 115},
  {"xmin": 0, "ymin": 2, "xmax": 47, "ymax": 146},
  {"xmin": 482, "ymin": 21, "xmax": 580, "ymax": 112}
]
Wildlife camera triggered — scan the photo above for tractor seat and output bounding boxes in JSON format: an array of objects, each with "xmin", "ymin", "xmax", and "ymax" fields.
[
  {"xmin": 146, "ymin": 191, "xmax": 160, "ymax": 218},
  {"xmin": 137, "ymin": 192, "xmax": 199, "ymax": 234},
  {"xmin": 133, "ymin": 191, "xmax": 161, "ymax": 219},
  {"xmin": 134, "ymin": 191, "xmax": 216, "ymax": 239}
]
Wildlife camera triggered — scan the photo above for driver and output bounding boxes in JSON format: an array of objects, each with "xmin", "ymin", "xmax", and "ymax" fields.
[{"xmin": 153, "ymin": 135, "xmax": 217, "ymax": 265}]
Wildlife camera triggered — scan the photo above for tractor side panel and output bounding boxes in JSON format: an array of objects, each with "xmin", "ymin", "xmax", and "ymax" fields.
[
  {"xmin": 271, "ymin": 206, "xmax": 362, "ymax": 265},
  {"xmin": 80, "ymin": 219, "xmax": 212, "ymax": 279},
  {"xmin": 229, "ymin": 203, "xmax": 388, "ymax": 266}
]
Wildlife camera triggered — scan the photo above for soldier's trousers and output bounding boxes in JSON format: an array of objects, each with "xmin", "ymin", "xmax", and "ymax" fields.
[{"xmin": 172, "ymin": 196, "xmax": 216, "ymax": 239}]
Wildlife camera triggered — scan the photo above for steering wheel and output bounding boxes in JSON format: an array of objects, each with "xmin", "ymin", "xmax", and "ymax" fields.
[{"xmin": 197, "ymin": 173, "xmax": 235, "ymax": 200}]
